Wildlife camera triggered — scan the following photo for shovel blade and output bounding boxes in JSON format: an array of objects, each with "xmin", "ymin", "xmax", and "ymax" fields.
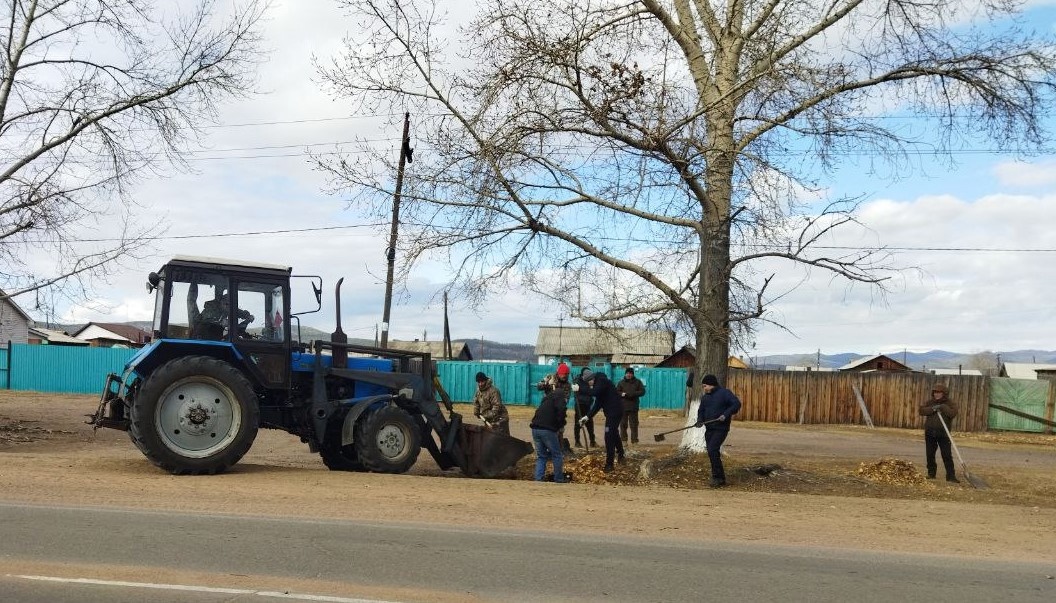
[{"xmin": 653, "ymin": 433, "xmax": 666, "ymax": 442}]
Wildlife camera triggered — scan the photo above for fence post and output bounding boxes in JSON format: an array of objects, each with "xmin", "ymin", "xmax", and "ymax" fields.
[
  {"xmin": 4, "ymin": 340, "xmax": 10, "ymax": 390},
  {"xmin": 1047, "ymin": 380, "xmax": 1055, "ymax": 436}
]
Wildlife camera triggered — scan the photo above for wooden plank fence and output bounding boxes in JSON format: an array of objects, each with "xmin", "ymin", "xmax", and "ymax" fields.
[{"xmin": 727, "ymin": 370, "xmax": 991, "ymax": 432}]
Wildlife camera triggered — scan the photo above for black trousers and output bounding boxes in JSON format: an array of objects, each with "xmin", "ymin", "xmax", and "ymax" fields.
[
  {"xmin": 924, "ymin": 429, "xmax": 956, "ymax": 479},
  {"xmin": 620, "ymin": 409, "xmax": 639, "ymax": 443},
  {"xmin": 574, "ymin": 402, "xmax": 595, "ymax": 444},
  {"xmin": 603, "ymin": 412, "xmax": 624, "ymax": 466},
  {"xmin": 705, "ymin": 426, "xmax": 730, "ymax": 481}
]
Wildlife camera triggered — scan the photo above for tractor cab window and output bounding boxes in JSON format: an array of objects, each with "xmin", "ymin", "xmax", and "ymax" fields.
[
  {"xmin": 235, "ymin": 282, "xmax": 285, "ymax": 342},
  {"xmin": 172, "ymin": 273, "xmax": 229, "ymax": 340}
]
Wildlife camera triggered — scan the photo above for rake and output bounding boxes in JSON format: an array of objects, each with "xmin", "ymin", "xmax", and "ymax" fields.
[{"xmin": 935, "ymin": 412, "xmax": 988, "ymax": 490}]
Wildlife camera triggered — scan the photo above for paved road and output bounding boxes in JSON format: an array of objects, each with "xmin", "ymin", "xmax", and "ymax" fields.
[{"xmin": 2, "ymin": 502, "xmax": 1054, "ymax": 602}]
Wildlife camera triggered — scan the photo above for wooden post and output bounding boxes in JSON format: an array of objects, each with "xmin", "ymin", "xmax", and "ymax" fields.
[
  {"xmin": 852, "ymin": 383, "xmax": 875, "ymax": 428},
  {"xmin": 1047, "ymin": 380, "xmax": 1055, "ymax": 436}
]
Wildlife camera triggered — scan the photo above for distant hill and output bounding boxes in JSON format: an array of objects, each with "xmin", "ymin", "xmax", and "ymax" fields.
[{"xmin": 757, "ymin": 349, "xmax": 1056, "ymax": 371}]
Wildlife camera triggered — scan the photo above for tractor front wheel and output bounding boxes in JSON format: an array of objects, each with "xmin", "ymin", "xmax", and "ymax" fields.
[
  {"xmin": 129, "ymin": 356, "xmax": 259, "ymax": 475},
  {"xmin": 354, "ymin": 405, "xmax": 421, "ymax": 474}
]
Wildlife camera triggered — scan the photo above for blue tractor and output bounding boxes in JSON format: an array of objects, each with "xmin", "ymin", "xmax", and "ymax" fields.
[{"xmin": 89, "ymin": 256, "xmax": 530, "ymax": 477}]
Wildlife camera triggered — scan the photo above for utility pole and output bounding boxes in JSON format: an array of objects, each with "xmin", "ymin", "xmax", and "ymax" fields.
[
  {"xmin": 557, "ymin": 316, "xmax": 564, "ymax": 364},
  {"xmin": 380, "ymin": 112, "xmax": 412, "ymax": 349},
  {"xmin": 443, "ymin": 291, "xmax": 452, "ymax": 360}
]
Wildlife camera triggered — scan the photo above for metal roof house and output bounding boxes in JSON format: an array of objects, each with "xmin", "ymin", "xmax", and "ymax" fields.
[
  {"xmin": 387, "ymin": 339, "xmax": 473, "ymax": 361},
  {"xmin": 0, "ymin": 290, "xmax": 33, "ymax": 344},
  {"xmin": 838, "ymin": 354, "xmax": 913, "ymax": 373},
  {"xmin": 72, "ymin": 322, "xmax": 152, "ymax": 348},
  {"xmin": 535, "ymin": 325, "xmax": 675, "ymax": 367},
  {"xmin": 655, "ymin": 345, "xmax": 750, "ymax": 370},
  {"xmin": 28, "ymin": 327, "xmax": 90, "ymax": 346},
  {"xmin": 999, "ymin": 362, "xmax": 1056, "ymax": 380}
]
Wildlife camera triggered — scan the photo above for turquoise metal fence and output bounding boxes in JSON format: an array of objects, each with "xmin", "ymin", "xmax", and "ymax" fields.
[
  {"xmin": 1, "ymin": 343, "xmax": 9, "ymax": 389},
  {"xmin": 7, "ymin": 343, "xmax": 134, "ymax": 394},
  {"xmin": 435, "ymin": 360, "xmax": 688, "ymax": 409},
  {"xmin": 0, "ymin": 344, "xmax": 678, "ymax": 412}
]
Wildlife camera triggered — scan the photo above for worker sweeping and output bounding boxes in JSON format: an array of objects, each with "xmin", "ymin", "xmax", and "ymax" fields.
[
  {"xmin": 694, "ymin": 374, "xmax": 741, "ymax": 488},
  {"xmin": 919, "ymin": 383, "xmax": 959, "ymax": 483}
]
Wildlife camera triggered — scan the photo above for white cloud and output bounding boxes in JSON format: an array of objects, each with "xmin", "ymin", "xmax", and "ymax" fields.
[{"xmin": 992, "ymin": 159, "xmax": 1056, "ymax": 188}]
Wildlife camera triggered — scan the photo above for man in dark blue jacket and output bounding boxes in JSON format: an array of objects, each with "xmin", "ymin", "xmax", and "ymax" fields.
[
  {"xmin": 530, "ymin": 387, "xmax": 569, "ymax": 482},
  {"xmin": 582, "ymin": 371, "xmax": 624, "ymax": 472},
  {"xmin": 694, "ymin": 374, "xmax": 742, "ymax": 488}
]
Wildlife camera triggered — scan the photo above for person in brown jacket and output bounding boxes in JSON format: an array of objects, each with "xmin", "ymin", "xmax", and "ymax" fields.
[
  {"xmin": 473, "ymin": 372, "xmax": 510, "ymax": 436},
  {"xmin": 919, "ymin": 383, "xmax": 959, "ymax": 483}
]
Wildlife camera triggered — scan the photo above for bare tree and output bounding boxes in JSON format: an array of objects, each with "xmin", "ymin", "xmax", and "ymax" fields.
[
  {"xmin": 316, "ymin": 0, "xmax": 1056, "ymax": 386},
  {"xmin": 966, "ymin": 351, "xmax": 1000, "ymax": 377},
  {"xmin": 0, "ymin": 0, "xmax": 267, "ymax": 308}
]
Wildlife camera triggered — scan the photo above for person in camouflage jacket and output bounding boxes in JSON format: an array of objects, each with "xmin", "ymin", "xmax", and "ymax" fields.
[{"xmin": 473, "ymin": 372, "xmax": 510, "ymax": 436}]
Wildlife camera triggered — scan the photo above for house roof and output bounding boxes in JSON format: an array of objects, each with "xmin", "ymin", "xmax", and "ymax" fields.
[
  {"xmin": 73, "ymin": 322, "xmax": 152, "ymax": 344},
  {"xmin": 28, "ymin": 327, "xmax": 89, "ymax": 346},
  {"xmin": 655, "ymin": 345, "xmax": 750, "ymax": 369},
  {"xmin": 535, "ymin": 326, "xmax": 674, "ymax": 357},
  {"xmin": 387, "ymin": 340, "xmax": 473, "ymax": 360},
  {"xmin": 930, "ymin": 368, "xmax": 983, "ymax": 376},
  {"xmin": 1001, "ymin": 362, "xmax": 1056, "ymax": 380},
  {"xmin": 0, "ymin": 289, "xmax": 33, "ymax": 322},
  {"xmin": 838, "ymin": 354, "xmax": 912, "ymax": 371}
]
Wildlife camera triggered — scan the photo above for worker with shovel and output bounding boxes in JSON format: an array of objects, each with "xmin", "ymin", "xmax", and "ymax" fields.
[
  {"xmin": 694, "ymin": 374, "xmax": 742, "ymax": 488},
  {"xmin": 919, "ymin": 383, "xmax": 959, "ymax": 483},
  {"xmin": 473, "ymin": 371, "xmax": 510, "ymax": 436}
]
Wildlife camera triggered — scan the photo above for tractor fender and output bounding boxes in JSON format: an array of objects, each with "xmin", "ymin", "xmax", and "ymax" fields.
[{"xmin": 340, "ymin": 396, "xmax": 393, "ymax": 447}]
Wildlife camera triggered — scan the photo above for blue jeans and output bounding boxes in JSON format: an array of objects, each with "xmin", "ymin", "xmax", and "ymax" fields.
[{"xmin": 531, "ymin": 428, "xmax": 565, "ymax": 482}]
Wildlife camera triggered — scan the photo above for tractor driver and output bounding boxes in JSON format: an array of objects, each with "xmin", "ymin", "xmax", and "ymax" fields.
[{"xmin": 196, "ymin": 288, "xmax": 254, "ymax": 339}]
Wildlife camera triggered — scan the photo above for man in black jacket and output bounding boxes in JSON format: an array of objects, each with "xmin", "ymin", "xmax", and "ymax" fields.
[
  {"xmin": 694, "ymin": 374, "xmax": 742, "ymax": 488},
  {"xmin": 572, "ymin": 368, "xmax": 596, "ymax": 447},
  {"xmin": 617, "ymin": 367, "xmax": 646, "ymax": 444},
  {"xmin": 530, "ymin": 387, "xmax": 568, "ymax": 482},
  {"xmin": 581, "ymin": 371, "xmax": 624, "ymax": 472}
]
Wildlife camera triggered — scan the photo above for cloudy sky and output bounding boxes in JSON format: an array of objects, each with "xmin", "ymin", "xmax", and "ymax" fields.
[{"xmin": 21, "ymin": 0, "xmax": 1056, "ymax": 358}]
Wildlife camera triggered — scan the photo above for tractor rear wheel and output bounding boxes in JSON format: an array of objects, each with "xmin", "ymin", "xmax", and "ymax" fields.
[
  {"xmin": 354, "ymin": 405, "xmax": 421, "ymax": 473},
  {"xmin": 129, "ymin": 356, "xmax": 259, "ymax": 475}
]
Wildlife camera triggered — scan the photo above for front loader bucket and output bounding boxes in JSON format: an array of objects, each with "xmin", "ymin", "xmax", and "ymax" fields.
[{"xmin": 458, "ymin": 424, "xmax": 533, "ymax": 478}]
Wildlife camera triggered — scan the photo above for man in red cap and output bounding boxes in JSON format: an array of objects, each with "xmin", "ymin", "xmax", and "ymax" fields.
[{"xmin": 537, "ymin": 362, "xmax": 573, "ymax": 451}]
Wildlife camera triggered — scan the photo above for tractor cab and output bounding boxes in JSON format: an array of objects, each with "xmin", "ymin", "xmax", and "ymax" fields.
[{"xmin": 148, "ymin": 255, "xmax": 293, "ymax": 389}]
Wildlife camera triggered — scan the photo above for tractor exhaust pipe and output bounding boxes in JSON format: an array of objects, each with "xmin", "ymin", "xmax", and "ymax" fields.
[{"xmin": 332, "ymin": 278, "xmax": 348, "ymax": 369}]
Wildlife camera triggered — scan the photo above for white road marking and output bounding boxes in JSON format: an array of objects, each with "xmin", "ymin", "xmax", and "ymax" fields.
[{"xmin": 6, "ymin": 574, "xmax": 398, "ymax": 603}]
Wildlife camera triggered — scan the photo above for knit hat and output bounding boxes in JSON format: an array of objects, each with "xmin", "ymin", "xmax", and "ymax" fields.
[
  {"xmin": 931, "ymin": 383, "xmax": 948, "ymax": 393},
  {"xmin": 581, "ymin": 368, "xmax": 594, "ymax": 381},
  {"xmin": 475, "ymin": 371, "xmax": 488, "ymax": 383},
  {"xmin": 701, "ymin": 374, "xmax": 719, "ymax": 387},
  {"xmin": 625, "ymin": 367, "xmax": 635, "ymax": 374},
  {"xmin": 556, "ymin": 362, "xmax": 570, "ymax": 377}
]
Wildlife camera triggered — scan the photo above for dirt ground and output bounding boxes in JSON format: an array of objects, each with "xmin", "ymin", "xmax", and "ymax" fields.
[{"xmin": 3, "ymin": 391, "xmax": 1056, "ymax": 564}]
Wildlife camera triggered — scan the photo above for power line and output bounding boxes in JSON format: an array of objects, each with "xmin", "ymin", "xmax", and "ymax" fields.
[{"xmin": 49, "ymin": 223, "xmax": 388, "ymax": 244}]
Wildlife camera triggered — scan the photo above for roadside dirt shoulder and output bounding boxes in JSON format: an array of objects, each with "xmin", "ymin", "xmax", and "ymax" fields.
[{"xmin": 3, "ymin": 391, "xmax": 1056, "ymax": 564}]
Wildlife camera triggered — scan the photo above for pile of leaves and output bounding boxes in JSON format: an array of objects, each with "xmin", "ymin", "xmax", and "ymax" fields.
[
  {"xmin": 855, "ymin": 458, "xmax": 927, "ymax": 486},
  {"xmin": 513, "ymin": 452, "xmax": 641, "ymax": 485}
]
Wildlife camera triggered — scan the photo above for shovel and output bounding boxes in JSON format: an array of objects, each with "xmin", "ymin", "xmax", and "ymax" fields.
[
  {"xmin": 935, "ymin": 412, "xmax": 988, "ymax": 490},
  {"xmin": 653, "ymin": 418, "xmax": 719, "ymax": 442}
]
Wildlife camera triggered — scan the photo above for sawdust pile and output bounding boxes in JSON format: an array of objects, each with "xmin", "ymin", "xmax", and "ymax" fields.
[
  {"xmin": 0, "ymin": 419, "xmax": 70, "ymax": 444},
  {"xmin": 855, "ymin": 458, "xmax": 927, "ymax": 486}
]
